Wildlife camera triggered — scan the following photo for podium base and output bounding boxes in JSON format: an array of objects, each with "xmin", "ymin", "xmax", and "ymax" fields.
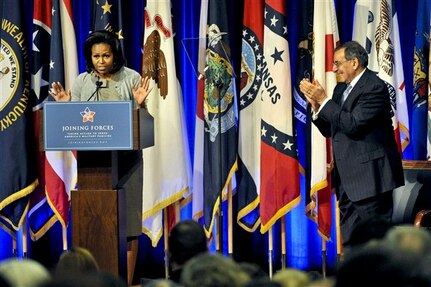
[{"xmin": 71, "ymin": 189, "xmax": 127, "ymax": 281}]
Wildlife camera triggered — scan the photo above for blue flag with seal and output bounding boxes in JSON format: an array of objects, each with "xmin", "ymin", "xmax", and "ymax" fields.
[
  {"xmin": 412, "ymin": 0, "xmax": 430, "ymax": 159},
  {"xmin": 0, "ymin": 0, "xmax": 38, "ymax": 233},
  {"xmin": 202, "ymin": 0, "xmax": 238, "ymax": 236}
]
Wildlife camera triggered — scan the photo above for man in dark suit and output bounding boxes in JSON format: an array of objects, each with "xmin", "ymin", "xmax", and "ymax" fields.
[{"xmin": 299, "ymin": 41, "xmax": 404, "ymax": 248}]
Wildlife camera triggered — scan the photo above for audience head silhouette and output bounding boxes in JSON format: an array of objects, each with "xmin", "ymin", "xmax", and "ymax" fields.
[
  {"xmin": 54, "ymin": 246, "xmax": 99, "ymax": 278},
  {"xmin": 348, "ymin": 216, "xmax": 392, "ymax": 249},
  {"xmin": 41, "ymin": 271, "xmax": 126, "ymax": 287},
  {"xmin": 272, "ymin": 268, "xmax": 310, "ymax": 287},
  {"xmin": 141, "ymin": 278, "xmax": 181, "ymax": 287},
  {"xmin": 383, "ymin": 225, "xmax": 431, "ymax": 256},
  {"xmin": 180, "ymin": 253, "xmax": 249, "ymax": 287},
  {"xmin": 241, "ymin": 278, "xmax": 282, "ymax": 287},
  {"xmin": 382, "ymin": 225, "xmax": 431, "ymax": 284},
  {"xmin": 238, "ymin": 262, "xmax": 268, "ymax": 280},
  {"xmin": 0, "ymin": 258, "xmax": 51, "ymax": 287},
  {"xmin": 168, "ymin": 220, "xmax": 208, "ymax": 265},
  {"xmin": 168, "ymin": 220, "xmax": 208, "ymax": 282},
  {"xmin": 335, "ymin": 242, "xmax": 424, "ymax": 287}
]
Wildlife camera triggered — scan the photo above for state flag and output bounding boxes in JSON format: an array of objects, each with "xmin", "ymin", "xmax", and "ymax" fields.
[
  {"xmin": 200, "ymin": 0, "xmax": 238, "ymax": 236},
  {"xmin": 0, "ymin": 0, "xmax": 38, "ymax": 233},
  {"xmin": 353, "ymin": 0, "xmax": 410, "ymax": 154},
  {"xmin": 259, "ymin": 0, "xmax": 300, "ymax": 233},
  {"xmin": 29, "ymin": 0, "xmax": 78, "ymax": 239},
  {"xmin": 141, "ymin": 0, "xmax": 191, "ymax": 246}
]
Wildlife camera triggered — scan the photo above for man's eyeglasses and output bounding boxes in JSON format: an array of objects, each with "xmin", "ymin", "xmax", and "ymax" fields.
[{"xmin": 333, "ymin": 60, "xmax": 351, "ymax": 67}]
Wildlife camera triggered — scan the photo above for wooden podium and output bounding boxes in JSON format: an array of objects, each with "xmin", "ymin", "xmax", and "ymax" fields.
[
  {"xmin": 40, "ymin": 104, "xmax": 154, "ymax": 281},
  {"xmin": 72, "ymin": 108, "xmax": 153, "ymax": 280}
]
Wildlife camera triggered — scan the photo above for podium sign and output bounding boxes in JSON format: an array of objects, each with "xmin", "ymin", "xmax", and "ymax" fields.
[{"xmin": 44, "ymin": 101, "xmax": 133, "ymax": 150}]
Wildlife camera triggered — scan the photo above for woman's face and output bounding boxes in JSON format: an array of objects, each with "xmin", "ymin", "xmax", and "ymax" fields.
[{"xmin": 91, "ymin": 43, "xmax": 114, "ymax": 77}]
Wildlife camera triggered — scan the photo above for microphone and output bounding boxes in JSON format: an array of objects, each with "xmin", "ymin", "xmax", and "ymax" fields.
[{"xmin": 87, "ymin": 79, "xmax": 103, "ymax": 101}]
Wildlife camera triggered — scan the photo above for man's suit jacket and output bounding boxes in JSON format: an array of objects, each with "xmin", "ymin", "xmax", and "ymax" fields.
[{"xmin": 313, "ymin": 68, "xmax": 404, "ymax": 202}]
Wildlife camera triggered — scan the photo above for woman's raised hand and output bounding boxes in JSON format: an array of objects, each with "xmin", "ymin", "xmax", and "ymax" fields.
[
  {"xmin": 132, "ymin": 76, "xmax": 152, "ymax": 107},
  {"xmin": 49, "ymin": 82, "xmax": 71, "ymax": 102}
]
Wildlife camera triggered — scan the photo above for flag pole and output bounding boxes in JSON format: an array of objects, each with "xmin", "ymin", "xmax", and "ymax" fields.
[
  {"xmin": 281, "ymin": 217, "xmax": 286, "ymax": 269},
  {"xmin": 163, "ymin": 208, "xmax": 170, "ymax": 279},
  {"xmin": 62, "ymin": 226, "xmax": 68, "ymax": 251},
  {"xmin": 321, "ymin": 238, "xmax": 327, "ymax": 278},
  {"xmin": 22, "ymin": 217, "xmax": 28, "ymax": 258},
  {"xmin": 335, "ymin": 200, "xmax": 343, "ymax": 262},
  {"xmin": 12, "ymin": 236, "xmax": 17, "ymax": 257},
  {"xmin": 228, "ymin": 181, "xmax": 233, "ymax": 256},
  {"xmin": 174, "ymin": 201, "xmax": 180, "ymax": 224},
  {"xmin": 268, "ymin": 228, "xmax": 273, "ymax": 279},
  {"xmin": 217, "ymin": 82, "xmax": 224, "ymax": 254},
  {"xmin": 216, "ymin": 212, "xmax": 221, "ymax": 252}
]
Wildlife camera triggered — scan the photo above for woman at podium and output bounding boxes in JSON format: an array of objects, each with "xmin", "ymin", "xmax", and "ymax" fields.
[{"xmin": 49, "ymin": 30, "xmax": 151, "ymax": 285}]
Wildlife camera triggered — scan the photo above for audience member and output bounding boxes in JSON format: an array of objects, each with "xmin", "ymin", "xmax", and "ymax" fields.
[
  {"xmin": 382, "ymin": 225, "xmax": 431, "ymax": 285},
  {"xmin": 54, "ymin": 246, "xmax": 99, "ymax": 278},
  {"xmin": 0, "ymin": 258, "xmax": 51, "ymax": 287},
  {"xmin": 141, "ymin": 278, "xmax": 181, "ymax": 287},
  {"xmin": 241, "ymin": 278, "xmax": 282, "ymax": 287},
  {"xmin": 306, "ymin": 278, "xmax": 335, "ymax": 287},
  {"xmin": 0, "ymin": 273, "xmax": 11, "ymax": 287},
  {"xmin": 41, "ymin": 271, "xmax": 126, "ymax": 287},
  {"xmin": 347, "ymin": 216, "xmax": 392, "ymax": 251},
  {"xmin": 168, "ymin": 220, "xmax": 208, "ymax": 283},
  {"xmin": 180, "ymin": 253, "xmax": 250, "ymax": 287},
  {"xmin": 272, "ymin": 268, "xmax": 310, "ymax": 287},
  {"xmin": 238, "ymin": 262, "xmax": 268, "ymax": 280},
  {"xmin": 335, "ymin": 243, "xmax": 424, "ymax": 287},
  {"xmin": 383, "ymin": 225, "xmax": 431, "ymax": 256}
]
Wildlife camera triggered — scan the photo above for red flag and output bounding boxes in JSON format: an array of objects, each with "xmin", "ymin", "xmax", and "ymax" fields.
[{"xmin": 260, "ymin": 0, "xmax": 300, "ymax": 233}]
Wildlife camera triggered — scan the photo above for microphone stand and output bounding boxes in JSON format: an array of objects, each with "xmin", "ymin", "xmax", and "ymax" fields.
[{"xmin": 88, "ymin": 80, "xmax": 103, "ymax": 101}]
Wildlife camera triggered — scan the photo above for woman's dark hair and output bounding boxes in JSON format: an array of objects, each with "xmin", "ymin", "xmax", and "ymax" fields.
[{"xmin": 83, "ymin": 30, "xmax": 125, "ymax": 74}]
